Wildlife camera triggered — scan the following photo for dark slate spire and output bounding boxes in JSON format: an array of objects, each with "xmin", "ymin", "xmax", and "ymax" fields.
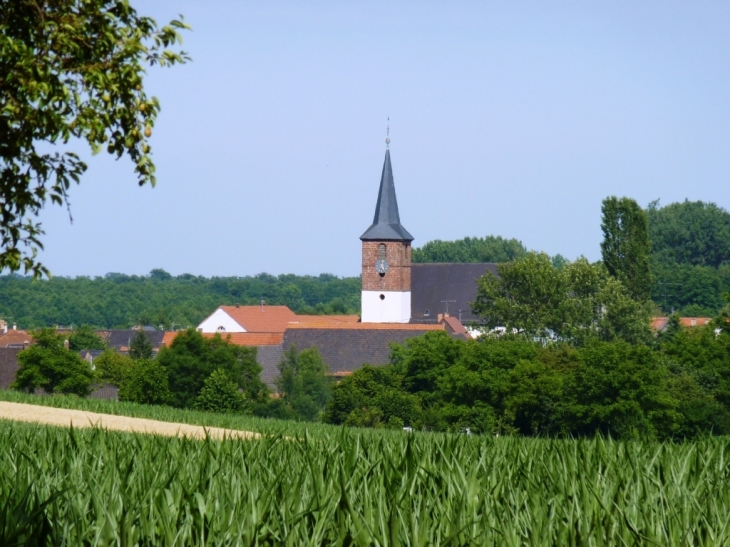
[{"xmin": 360, "ymin": 149, "xmax": 414, "ymax": 241}]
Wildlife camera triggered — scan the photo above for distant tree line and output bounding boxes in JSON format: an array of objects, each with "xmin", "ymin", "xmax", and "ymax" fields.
[
  {"xmin": 0, "ymin": 198, "xmax": 728, "ymax": 329},
  {"xmin": 0, "ymin": 272, "xmax": 360, "ymax": 329}
]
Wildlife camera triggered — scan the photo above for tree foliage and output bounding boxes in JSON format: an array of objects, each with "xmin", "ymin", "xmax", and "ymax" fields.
[
  {"xmin": 128, "ymin": 330, "xmax": 153, "ymax": 360},
  {"xmin": 275, "ymin": 346, "xmax": 332, "ymax": 422},
  {"xmin": 601, "ymin": 196, "xmax": 653, "ymax": 300},
  {"xmin": 648, "ymin": 200, "xmax": 730, "ymax": 268},
  {"xmin": 412, "ymin": 235, "xmax": 527, "ymax": 263},
  {"xmin": 326, "ymin": 327, "xmax": 730, "ymax": 440},
  {"xmin": 68, "ymin": 324, "xmax": 106, "ymax": 351},
  {"xmin": 11, "ymin": 328, "xmax": 93, "ymax": 395},
  {"xmin": 0, "ymin": 1, "xmax": 189, "ymax": 276},
  {"xmin": 0, "ymin": 270, "xmax": 361, "ymax": 329},
  {"xmin": 93, "ymin": 349, "xmax": 133, "ymax": 386},
  {"xmin": 472, "ymin": 252, "xmax": 652, "ymax": 345},
  {"xmin": 118, "ymin": 358, "xmax": 170, "ymax": 405},
  {"xmin": 156, "ymin": 329, "xmax": 267, "ymax": 409},
  {"xmin": 193, "ymin": 368, "xmax": 247, "ymax": 413}
]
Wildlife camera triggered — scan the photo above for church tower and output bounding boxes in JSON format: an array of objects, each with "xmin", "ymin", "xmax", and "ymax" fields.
[{"xmin": 360, "ymin": 146, "xmax": 413, "ymax": 323}]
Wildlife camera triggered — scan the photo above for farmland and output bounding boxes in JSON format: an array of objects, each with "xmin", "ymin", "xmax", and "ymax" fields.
[{"xmin": 1, "ymin": 396, "xmax": 730, "ymax": 545}]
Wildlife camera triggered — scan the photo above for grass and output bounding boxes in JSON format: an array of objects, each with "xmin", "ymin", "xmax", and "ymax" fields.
[
  {"xmin": 0, "ymin": 388, "xmax": 332, "ymax": 437},
  {"xmin": 2, "ymin": 389, "xmax": 730, "ymax": 544},
  {"xmin": 1, "ymin": 420, "xmax": 730, "ymax": 543}
]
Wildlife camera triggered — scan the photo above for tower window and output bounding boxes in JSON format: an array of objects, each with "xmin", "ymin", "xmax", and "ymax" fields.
[
  {"xmin": 379, "ymin": 294, "xmax": 385, "ymax": 300},
  {"xmin": 378, "ymin": 244, "xmax": 386, "ymax": 259},
  {"xmin": 217, "ymin": 326, "xmax": 226, "ymax": 333}
]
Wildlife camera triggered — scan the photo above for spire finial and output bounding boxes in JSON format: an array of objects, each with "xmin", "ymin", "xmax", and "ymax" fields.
[{"xmin": 385, "ymin": 116, "xmax": 390, "ymax": 149}]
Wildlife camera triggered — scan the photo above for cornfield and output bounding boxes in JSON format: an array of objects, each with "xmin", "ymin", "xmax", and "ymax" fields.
[{"xmin": 1, "ymin": 420, "xmax": 730, "ymax": 545}]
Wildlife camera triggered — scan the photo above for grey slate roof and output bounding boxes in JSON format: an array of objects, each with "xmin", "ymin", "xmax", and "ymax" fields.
[
  {"xmin": 360, "ymin": 149, "xmax": 414, "ymax": 241},
  {"xmin": 102, "ymin": 330, "xmax": 166, "ymax": 352},
  {"xmin": 410, "ymin": 263, "xmax": 499, "ymax": 324},
  {"xmin": 257, "ymin": 344, "xmax": 283, "ymax": 388},
  {"xmin": 282, "ymin": 327, "xmax": 438, "ymax": 375}
]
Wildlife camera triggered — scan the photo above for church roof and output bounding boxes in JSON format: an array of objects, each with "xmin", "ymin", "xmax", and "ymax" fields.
[
  {"xmin": 410, "ymin": 263, "xmax": 499, "ymax": 323},
  {"xmin": 360, "ymin": 149, "xmax": 414, "ymax": 242}
]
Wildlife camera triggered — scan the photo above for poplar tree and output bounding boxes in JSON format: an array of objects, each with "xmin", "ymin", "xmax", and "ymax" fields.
[{"xmin": 600, "ymin": 197, "xmax": 653, "ymax": 301}]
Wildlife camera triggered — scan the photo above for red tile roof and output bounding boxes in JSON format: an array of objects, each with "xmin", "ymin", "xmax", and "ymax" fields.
[
  {"xmin": 220, "ymin": 305, "xmax": 297, "ymax": 333},
  {"xmin": 651, "ymin": 317, "xmax": 713, "ymax": 331},
  {"xmin": 162, "ymin": 331, "xmax": 283, "ymax": 347},
  {"xmin": 441, "ymin": 316, "xmax": 470, "ymax": 338},
  {"xmin": 286, "ymin": 322, "xmax": 445, "ymax": 331},
  {"xmin": 0, "ymin": 330, "xmax": 32, "ymax": 347},
  {"xmin": 289, "ymin": 315, "xmax": 360, "ymax": 325}
]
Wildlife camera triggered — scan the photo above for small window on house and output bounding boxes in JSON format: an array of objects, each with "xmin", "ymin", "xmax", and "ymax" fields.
[
  {"xmin": 217, "ymin": 326, "xmax": 226, "ymax": 333},
  {"xmin": 424, "ymin": 309, "xmax": 430, "ymax": 317},
  {"xmin": 378, "ymin": 244, "xmax": 386, "ymax": 259}
]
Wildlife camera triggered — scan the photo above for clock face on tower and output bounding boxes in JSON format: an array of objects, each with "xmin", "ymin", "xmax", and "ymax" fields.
[{"xmin": 375, "ymin": 259, "xmax": 390, "ymax": 275}]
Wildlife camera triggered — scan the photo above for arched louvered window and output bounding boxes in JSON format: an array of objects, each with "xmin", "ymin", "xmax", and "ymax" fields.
[{"xmin": 378, "ymin": 244, "xmax": 386, "ymax": 259}]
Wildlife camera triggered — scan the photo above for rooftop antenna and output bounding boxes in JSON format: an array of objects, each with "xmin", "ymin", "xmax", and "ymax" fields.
[
  {"xmin": 385, "ymin": 116, "xmax": 390, "ymax": 149},
  {"xmin": 440, "ymin": 300, "xmax": 456, "ymax": 315}
]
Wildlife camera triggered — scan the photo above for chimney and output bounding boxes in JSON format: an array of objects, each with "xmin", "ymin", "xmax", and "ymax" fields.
[
  {"xmin": 12, "ymin": 323, "xmax": 17, "ymax": 331},
  {"xmin": 437, "ymin": 313, "xmax": 443, "ymax": 323},
  {"xmin": 63, "ymin": 339, "xmax": 69, "ymax": 349}
]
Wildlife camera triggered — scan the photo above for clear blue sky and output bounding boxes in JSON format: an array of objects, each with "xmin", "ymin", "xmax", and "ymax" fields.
[{"xmin": 37, "ymin": 0, "xmax": 730, "ymax": 278}]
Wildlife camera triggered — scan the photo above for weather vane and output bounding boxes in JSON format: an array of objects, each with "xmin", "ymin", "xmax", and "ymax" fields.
[{"xmin": 385, "ymin": 116, "xmax": 390, "ymax": 148}]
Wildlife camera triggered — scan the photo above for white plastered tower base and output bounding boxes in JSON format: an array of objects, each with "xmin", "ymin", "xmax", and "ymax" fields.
[{"xmin": 361, "ymin": 291, "xmax": 411, "ymax": 323}]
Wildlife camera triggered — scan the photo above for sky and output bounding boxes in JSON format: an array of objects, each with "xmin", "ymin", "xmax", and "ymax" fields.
[{"xmin": 35, "ymin": 1, "xmax": 730, "ymax": 278}]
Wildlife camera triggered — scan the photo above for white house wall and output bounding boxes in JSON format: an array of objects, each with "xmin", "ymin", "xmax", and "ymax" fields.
[
  {"xmin": 361, "ymin": 291, "xmax": 411, "ymax": 323},
  {"xmin": 197, "ymin": 308, "xmax": 246, "ymax": 333}
]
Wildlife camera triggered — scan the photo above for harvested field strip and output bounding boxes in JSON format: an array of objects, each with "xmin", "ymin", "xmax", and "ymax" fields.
[{"xmin": 0, "ymin": 401, "xmax": 258, "ymax": 440}]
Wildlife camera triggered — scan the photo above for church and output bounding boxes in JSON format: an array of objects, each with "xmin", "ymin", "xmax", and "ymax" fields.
[{"xmin": 192, "ymin": 144, "xmax": 497, "ymax": 385}]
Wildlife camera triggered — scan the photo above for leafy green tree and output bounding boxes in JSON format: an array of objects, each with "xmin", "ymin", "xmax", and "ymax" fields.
[
  {"xmin": 647, "ymin": 200, "xmax": 730, "ymax": 268},
  {"xmin": 562, "ymin": 342, "xmax": 680, "ymax": 439},
  {"xmin": 157, "ymin": 329, "xmax": 266, "ymax": 409},
  {"xmin": 412, "ymin": 235, "xmax": 527, "ymax": 263},
  {"xmin": 600, "ymin": 196, "xmax": 653, "ymax": 300},
  {"xmin": 94, "ymin": 349, "xmax": 133, "ymax": 386},
  {"xmin": 472, "ymin": 253, "xmax": 652, "ymax": 344},
  {"xmin": 193, "ymin": 368, "xmax": 247, "ymax": 413},
  {"xmin": 11, "ymin": 328, "xmax": 93, "ymax": 395},
  {"xmin": 276, "ymin": 346, "xmax": 332, "ymax": 421},
  {"xmin": 68, "ymin": 325, "xmax": 106, "ymax": 351},
  {"xmin": 118, "ymin": 359, "xmax": 170, "ymax": 405},
  {"xmin": 0, "ymin": 1, "xmax": 189, "ymax": 276},
  {"xmin": 128, "ymin": 331, "xmax": 153, "ymax": 360},
  {"xmin": 325, "ymin": 364, "xmax": 422, "ymax": 428}
]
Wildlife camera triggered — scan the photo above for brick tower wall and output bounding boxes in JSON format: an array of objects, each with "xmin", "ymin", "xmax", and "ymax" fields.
[{"xmin": 362, "ymin": 241, "xmax": 411, "ymax": 292}]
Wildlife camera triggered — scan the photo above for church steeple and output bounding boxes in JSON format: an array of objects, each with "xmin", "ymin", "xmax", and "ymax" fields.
[{"xmin": 360, "ymin": 149, "xmax": 414, "ymax": 242}]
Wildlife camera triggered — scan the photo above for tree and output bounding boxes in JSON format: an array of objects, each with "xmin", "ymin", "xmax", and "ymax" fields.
[
  {"xmin": 128, "ymin": 330, "xmax": 153, "ymax": 360},
  {"xmin": 600, "ymin": 196, "xmax": 653, "ymax": 300},
  {"xmin": 193, "ymin": 368, "xmax": 247, "ymax": 413},
  {"xmin": 157, "ymin": 329, "xmax": 266, "ymax": 408},
  {"xmin": 412, "ymin": 235, "xmax": 527, "ymax": 263},
  {"xmin": 118, "ymin": 359, "xmax": 170, "ymax": 405},
  {"xmin": 94, "ymin": 349, "xmax": 133, "ymax": 386},
  {"xmin": 0, "ymin": 1, "xmax": 189, "ymax": 276},
  {"xmin": 472, "ymin": 253, "xmax": 652, "ymax": 345},
  {"xmin": 276, "ymin": 346, "xmax": 332, "ymax": 421},
  {"xmin": 647, "ymin": 200, "xmax": 730, "ymax": 268},
  {"xmin": 11, "ymin": 328, "xmax": 93, "ymax": 395},
  {"xmin": 68, "ymin": 325, "xmax": 106, "ymax": 351}
]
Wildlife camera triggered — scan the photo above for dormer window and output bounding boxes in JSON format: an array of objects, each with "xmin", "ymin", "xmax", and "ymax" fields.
[{"xmin": 424, "ymin": 309, "xmax": 430, "ymax": 317}]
